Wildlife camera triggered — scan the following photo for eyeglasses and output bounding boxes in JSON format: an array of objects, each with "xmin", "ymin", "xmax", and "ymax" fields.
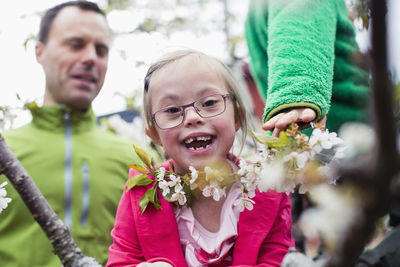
[{"xmin": 152, "ymin": 94, "xmax": 235, "ymax": 129}]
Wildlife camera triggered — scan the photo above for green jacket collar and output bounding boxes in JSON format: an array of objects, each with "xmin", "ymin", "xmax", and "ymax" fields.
[{"xmin": 30, "ymin": 105, "xmax": 96, "ymax": 133}]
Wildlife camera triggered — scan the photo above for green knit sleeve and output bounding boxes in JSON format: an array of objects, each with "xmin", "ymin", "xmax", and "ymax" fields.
[{"xmin": 264, "ymin": 0, "xmax": 337, "ymax": 122}]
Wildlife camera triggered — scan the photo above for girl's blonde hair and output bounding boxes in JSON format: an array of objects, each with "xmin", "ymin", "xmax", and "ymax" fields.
[{"xmin": 142, "ymin": 49, "xmax": 248, "ymax": 151}]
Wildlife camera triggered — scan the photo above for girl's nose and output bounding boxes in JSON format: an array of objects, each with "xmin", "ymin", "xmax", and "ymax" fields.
[{"xmin": 183, "ymin": 107, "xmax": 205, "ymax": 127}]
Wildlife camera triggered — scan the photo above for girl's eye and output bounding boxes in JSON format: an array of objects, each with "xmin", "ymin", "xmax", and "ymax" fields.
[
  {"xmin": 202, "ymin": 99, "xmax": 218, "ymax": 107},
  {"xmin": 164, "ymin": 107, "xmax": 181, "ymax": 114}
]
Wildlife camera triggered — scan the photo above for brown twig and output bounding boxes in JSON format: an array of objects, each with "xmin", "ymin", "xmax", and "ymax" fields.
[{"xmin": 325, "ymin": 0, "xmax": 400, "ymax": 266}]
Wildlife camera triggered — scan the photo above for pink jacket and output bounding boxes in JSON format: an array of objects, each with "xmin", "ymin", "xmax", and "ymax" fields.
[{"xmin": 107, "ymin": 161, "xmax": 294, "ymax": 267}]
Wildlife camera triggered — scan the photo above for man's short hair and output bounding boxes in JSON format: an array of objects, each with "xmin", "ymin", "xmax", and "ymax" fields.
[{"xmin": 38, "ymin": 1, "xmax": 106, "ymax": 44}]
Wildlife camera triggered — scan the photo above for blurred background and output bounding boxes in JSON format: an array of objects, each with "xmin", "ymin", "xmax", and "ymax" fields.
[
  {"xmin": 0, "ymin": 0, "xmax": 399, "ymax": 129},
  {"xmin": 0, "ymin": 0, "xmax": 250, "ymax": 128},
  {"xmin": 1, "ymin": 1, "xmax": 400, "ymax": 263}
]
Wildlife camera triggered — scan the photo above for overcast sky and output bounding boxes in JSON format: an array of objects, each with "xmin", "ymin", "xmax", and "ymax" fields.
[{"xmin": 1, "ymin": 0, "xmax": 399, "ymax": 128}]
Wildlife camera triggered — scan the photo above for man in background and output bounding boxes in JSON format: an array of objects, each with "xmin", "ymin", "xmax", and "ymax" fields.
[{"xmin": 0, "ymin": 1, "xmax": 146, "ymax": 265}]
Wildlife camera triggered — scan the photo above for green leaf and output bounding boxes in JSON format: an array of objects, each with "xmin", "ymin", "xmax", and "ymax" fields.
[
  {"xmin": 126, "ymin": 173, "xmax": 152, "ymax": 191},
  {"xmin": 127, "ymin": 164, "xmax": 148, "ymax": 173},
  {"xmin": 133, "ymin": 145, "xmax": 152, "ymax": 168},
  {"xmin": 183, "ymin": 183, "xmax": 192, "ymax": 207},
  {"xmin": 249, "ymin": 129, "xmax": 291, "ymax": 148},
  {"xmin": 248, "ymin": 129, "xmax": 278, "ymax": 145},
  {"xmin": 24, "ymin": 101, "xmax": 39, "ymax": 112},
  {"xmin": 274, "ymin": 131, "xmax": 291, "ymax": 148},
  {"xmin": 139, "ymin": 188, "xmax": 161, "ymax": 213},
  {"xmin": 139, "ymin": 189, "xmax": 152, "ymax": 213},
  {"xmin": 150, "ymin": 187, "xmax": 161, "ymax": 210}
]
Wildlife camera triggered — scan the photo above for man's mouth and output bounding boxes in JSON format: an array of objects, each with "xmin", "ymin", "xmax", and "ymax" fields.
[
  {"xmin": 184, "ymin": 135, "xmax": 213, "ymax": 151},
  {"xmin": 71, "ymin": 74, "xmax": 97, "ymax": 84}
]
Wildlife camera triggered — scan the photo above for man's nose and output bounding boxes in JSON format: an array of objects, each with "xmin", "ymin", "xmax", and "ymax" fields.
[
  {"xmin": 183, "ymin": 107, "xmax": 204, "ymax": 127},
  {"xmin": 81, "ymin": 45, "xmax": 97, "ymax": 67}
]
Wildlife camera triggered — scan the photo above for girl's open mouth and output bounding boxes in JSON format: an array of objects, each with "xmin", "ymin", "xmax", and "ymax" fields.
[{"xmin": 184, "ymin": 135, "xmax": 214, "ymax": 151}]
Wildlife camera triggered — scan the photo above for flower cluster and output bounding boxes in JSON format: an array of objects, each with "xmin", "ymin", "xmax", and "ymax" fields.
[
  {"xmin": 298, "ymin": 184, "xmax": 359, "ymax": 252},
  {"xmin": 0, "ymin": 181, "xmax": 12, "ymax": 213},
  {"xmin": 126, "ymin": 145, "xmax": 237, "ymax": 212},
  {"xmin": 128, "ymin": 123, "xmax": 345, "ymax": 213},
  {"xmin": 247, "ymin": 123, "xmax": 345, "ymax": 195}
]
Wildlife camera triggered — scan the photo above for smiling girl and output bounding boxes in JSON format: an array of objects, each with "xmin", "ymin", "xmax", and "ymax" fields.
[{"xmin": 107, "ymin": 50, "xmax": 294, "ymax": 267}]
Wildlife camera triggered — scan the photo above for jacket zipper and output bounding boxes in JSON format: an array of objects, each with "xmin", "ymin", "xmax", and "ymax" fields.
[
  {"xmin": 63, "ymin": 112, "xmax": 73, "ymax": 229},
  {"xmin": 81, "ymin": 163, "xmax": 89, "ymax": 226}
]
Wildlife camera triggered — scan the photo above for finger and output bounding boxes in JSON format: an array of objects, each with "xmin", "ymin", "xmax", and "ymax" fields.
[
  {"xmin": 268, "ymin": 110, "xmax": 298, "ymax": 137},
  {"xmin": 274, "ymin": 110, "xmax": 299, "ymax": 130},
  {"xmin": 262, "ymin": 113, "xmax": 284, "ymax": 131},
  {"xmin": 318, "ymin": 116, "xmax": 327, "ymax": 130},
  {"xmin": 298, "ymin": 108, "xmax": 316, "ymax": 122},
  {"xmin": 272, "ymin": 127, "xmax": 281, "ymax": 137}
]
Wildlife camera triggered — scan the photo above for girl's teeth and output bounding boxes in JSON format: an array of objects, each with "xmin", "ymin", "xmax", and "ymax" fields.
[
  {"xmin": 185, "ymin": 136, "xmax": 211, "ymax": 144},
  {"xmin": 188, "ymin": 144, "xmax": 210, "ymax": 151}
]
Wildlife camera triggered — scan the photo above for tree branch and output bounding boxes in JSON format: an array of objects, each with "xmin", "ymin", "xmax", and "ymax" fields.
[{"xmin": 326, "ymin": 0, "xmax": 400, "ymax": 266}]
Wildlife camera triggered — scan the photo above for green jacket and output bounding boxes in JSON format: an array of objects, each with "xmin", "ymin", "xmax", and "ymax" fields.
[
  {"xmin": 245, "ymin": 0, "xmax": 370, "ymax": 131},
  {"xmin": 0, "ymin": 105, "xmax": 142, "ymax": 266}
]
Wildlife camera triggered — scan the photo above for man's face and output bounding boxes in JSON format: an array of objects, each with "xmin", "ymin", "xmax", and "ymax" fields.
[{"xmin": 36, "ymin": 6, "xmax": 111, "ymax": 110}]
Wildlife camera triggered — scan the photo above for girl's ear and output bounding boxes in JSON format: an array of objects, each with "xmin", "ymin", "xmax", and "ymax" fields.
[{"xmin": 146, "ymin": 127, "xmax": 162, "ymax": 146}]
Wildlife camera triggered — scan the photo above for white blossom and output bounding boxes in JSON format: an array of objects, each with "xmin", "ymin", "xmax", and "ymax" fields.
[
  {"xmin": 339, "ymin": 123, "xmax": 375, "ymax": 158},
  {"xmin": 280, "ymin": 181, "xmax": 297, "ymax": 195},
  {"xmin": 174, "ymin": 183, "xmax": 183, "ymax": 194},
  {"xmin": 234, "ymin": 196, "xmax": 255, "ymax": 212},
  {"xmin": 283, "ymin": 151, "xmax": 310, "ymax": 169},
  {"xmin": 158, "ymin": 180, "xmax": 170, "ymax": 197},
  {"xmin": 204, "ymin": 166, "xmax": 224, "ymax": 182},
  {"xmin": 149, "ymin": 126, "xmax": 346, "ymax": 211},
  {"xmin": 0, "ymin": 181, "xmax": 12, "ymax": 213},
  {"xmin": 167, "ymin": 174, "xmax": 181, "ymax": 187},
  {"xmin": 247, "ymin": 190, "xmax": 256, "ymax": 198},
  {"xmin": 204, "ymin": 166, "xmax": 212, "ymax": 181},
  {"xmin": 156, "ymin": 167, "xmax": 166, "ymax": 181},
  {"xmin": 189, "ymin": 166, "xmax": 198, "ymax": 190},
  {"xmin": 237, "ymin": 160, "xmax": 248, "ymax": 176},
  {"xmin": 309, "ymin": 128, "xmax": 343, "ymax": 154},
  {"xmin": 257, "ymin": 162, "xmax": 285, "ymax": 193},
  {"xmin": 334, "ymin": 146, "xmax": 346, "ymax": 159},
  {"xmin": 296, "ymin": 151, "xmax": 310, "ymax": 168},
  {"xmin": 0, "ymin": 107, "xmax": 17, "ymax": 132},
  {"xmin": 298, "ymin": 184, "xmax": 309, "ymax": 194},
  {"xmin": 299, "ymin": 185, "xmax": 358, "ymax": 248},
  {"xmin": 202, "ymin": 181, "xmax": 225, "ymax": 201},
  {"xmin": 281, "ymin": 251, "xmax": 319, "ymax": 267},
  {"xmin": 171, "ymin": 185, "xmax": 187, "ymax": 206},
  {"xmin": 238, "ymin": 162, "xmax": 260, "ymax": 194}
]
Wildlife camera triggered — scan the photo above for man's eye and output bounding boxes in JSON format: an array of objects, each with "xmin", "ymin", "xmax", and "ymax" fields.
[
  {"xmin": 96, "ymin": 45, "xmax": 108, "ymax": 57},
  {"xmin": 69, "ymin": 42, "xmax": 83, "ymax": 50}
]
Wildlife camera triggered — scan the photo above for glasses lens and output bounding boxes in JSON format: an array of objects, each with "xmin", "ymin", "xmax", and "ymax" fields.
[
  {"xmin": 154, "ymin": 106, "xmax": 183, "ymax": 129},
  {"xmin": 195, "ymin": 94, "xmax": 226, "ymax": 118}
]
